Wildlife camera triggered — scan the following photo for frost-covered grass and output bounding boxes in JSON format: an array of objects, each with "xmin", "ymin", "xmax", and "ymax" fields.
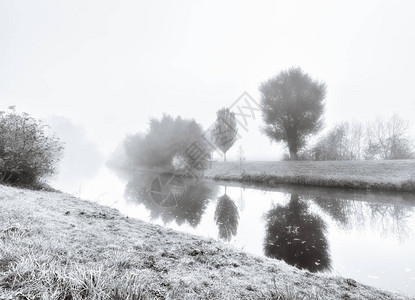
[
  {"xmin": 204, "ymin": 160, "xmax": 415, "ymax": 192},
  {"xmin": 0, "ymin": 184, "xmax": 412, "ymax": 299}
]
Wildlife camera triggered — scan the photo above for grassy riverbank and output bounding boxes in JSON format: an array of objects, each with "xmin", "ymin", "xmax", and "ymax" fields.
[
  {"xmin": 1, "ymin": 185, "xmax": 412, "ymax": 299},
  {"xmin": 204, "ymin": 160, "xmax": 415, "ymax": 192}
]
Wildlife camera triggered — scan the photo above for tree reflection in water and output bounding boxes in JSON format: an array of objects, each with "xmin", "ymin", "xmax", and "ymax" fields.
[
  {"xmin": 214, "ymin": 193, "xmax": 239, "ymax": 241},
  {"xmin": 311, "ymin": 196, "xmax": 414, "ymax": 240},
  {"xmin": 124, "ymin": 172, "xmax": 219, "ymax": 228},
  {"xmin": 264, "ymin": 194, "xmax": 331, "ymax": 272},
  {"xmin": 310, "ymin": 197, "xmax": 353, "ymax": 229}
]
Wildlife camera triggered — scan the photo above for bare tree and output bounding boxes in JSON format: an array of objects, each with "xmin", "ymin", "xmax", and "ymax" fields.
[
  {"xmin": 238, "ymin": 145, "xmax": 246, "ymax": 171},
  {"xmin": 365, "ymin": 114, "xmax": 413, "ymax": 160},
  {"xmin": 312, "ymin": 123, "xmax": 349, "ymax": 161},
  {"xmin": 311, "ymin": 116, "xmax": 413, "ymax": 161},
  {"xmin": 348, "ymin": 121, "xmax": 365, "ymax": 160}
]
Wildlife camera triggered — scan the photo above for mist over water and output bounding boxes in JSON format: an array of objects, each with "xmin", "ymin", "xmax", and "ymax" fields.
[
  {"xmin": 49, "ymin": 162, "xmax": 415, "ymax": 297},
  {"xmin": 48, "ymin": 116, "xmax": 104, "ymax": 182},
  {"xmin": 2, "ymin": 1, "xmax": 415, "ymax": 298}
]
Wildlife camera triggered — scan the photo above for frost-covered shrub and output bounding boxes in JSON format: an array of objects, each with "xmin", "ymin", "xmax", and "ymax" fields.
[{"xmin": 0, "ymin": 107, "xmax": 64, "ymax": 185}]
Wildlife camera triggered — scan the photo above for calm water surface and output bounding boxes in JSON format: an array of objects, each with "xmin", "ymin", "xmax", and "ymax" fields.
[{"xmin": 51, "ymin": 166, "xmax": 415, "ymax": 297}]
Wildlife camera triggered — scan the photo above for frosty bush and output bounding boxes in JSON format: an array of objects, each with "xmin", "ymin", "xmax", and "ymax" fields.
[{"xmin": 0, "ymin": 107, "xmax": 64, "ymax": 185}]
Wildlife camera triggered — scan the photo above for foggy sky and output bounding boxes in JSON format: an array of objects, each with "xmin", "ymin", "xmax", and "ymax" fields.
[{"xmin": 1, "ymin": 0, "xmax": 414, "ymax": 161}]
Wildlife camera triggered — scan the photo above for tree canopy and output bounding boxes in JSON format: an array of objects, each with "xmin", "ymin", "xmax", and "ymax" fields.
[
  {"xmin": 259, "ymin": 67, "xmax": 326, "ymax": 160},
  {"xmin": 212, "ymin": 108, "xmax": 238, "ymax": 162},
  {"xmin": 124, "ymin": 114, "xmax": 210, "ymax": 170}
]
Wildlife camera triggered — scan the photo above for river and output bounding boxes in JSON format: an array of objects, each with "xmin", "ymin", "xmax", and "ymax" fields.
[{"xmin": 50, "ymin": 166, "xmax": 415, "ymax": 297}]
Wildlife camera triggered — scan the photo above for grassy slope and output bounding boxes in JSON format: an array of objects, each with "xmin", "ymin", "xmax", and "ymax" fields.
[
  {"xmin": 1, "ymin": 185, "xmax": 412, "ymax": 300},
  {"xmin": 204, "ymin": 160, "xmax": 415, "ymax": 192}
]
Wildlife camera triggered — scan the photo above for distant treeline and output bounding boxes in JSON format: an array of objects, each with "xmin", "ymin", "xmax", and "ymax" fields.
[{"xmin": 289, "ymin": 114, "xmax": 414, "ymax": 161}]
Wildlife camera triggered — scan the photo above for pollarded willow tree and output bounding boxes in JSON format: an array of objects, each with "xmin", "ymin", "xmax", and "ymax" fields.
[
  {"xmin": 259, "ymin": 67, "xmax": 326, "ymax": 160},
  {"xmin": 123, "ymin": 114, "xmax": 210, "ymax": 169}
]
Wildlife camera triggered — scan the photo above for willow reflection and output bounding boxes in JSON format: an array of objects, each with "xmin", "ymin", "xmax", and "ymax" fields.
[
  {"xmin": 264, "ymin": 194, "xmax": 331, "ymax": 272},
  {"xmin": 125, "ymin": 172, "xmax": 218, "ymax": 227}
]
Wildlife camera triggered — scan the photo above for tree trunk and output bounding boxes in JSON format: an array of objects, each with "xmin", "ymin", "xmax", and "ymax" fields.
[
  {"xmin": 224, "ymin": 152, "xmax": 226, "ymax": 162},
  {"xmin": 289, "ymin": 148, "xmax": 298, "ymax": 160}
]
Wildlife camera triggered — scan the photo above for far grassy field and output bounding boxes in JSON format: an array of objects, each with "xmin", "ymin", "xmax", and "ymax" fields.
[
  {"xmin": 204, "ymin": 160, "xmax": 415, "ymax": 192},
  {"xmin": 1, "ymin": 184, "xmax": 411, "ymax": 299}
]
